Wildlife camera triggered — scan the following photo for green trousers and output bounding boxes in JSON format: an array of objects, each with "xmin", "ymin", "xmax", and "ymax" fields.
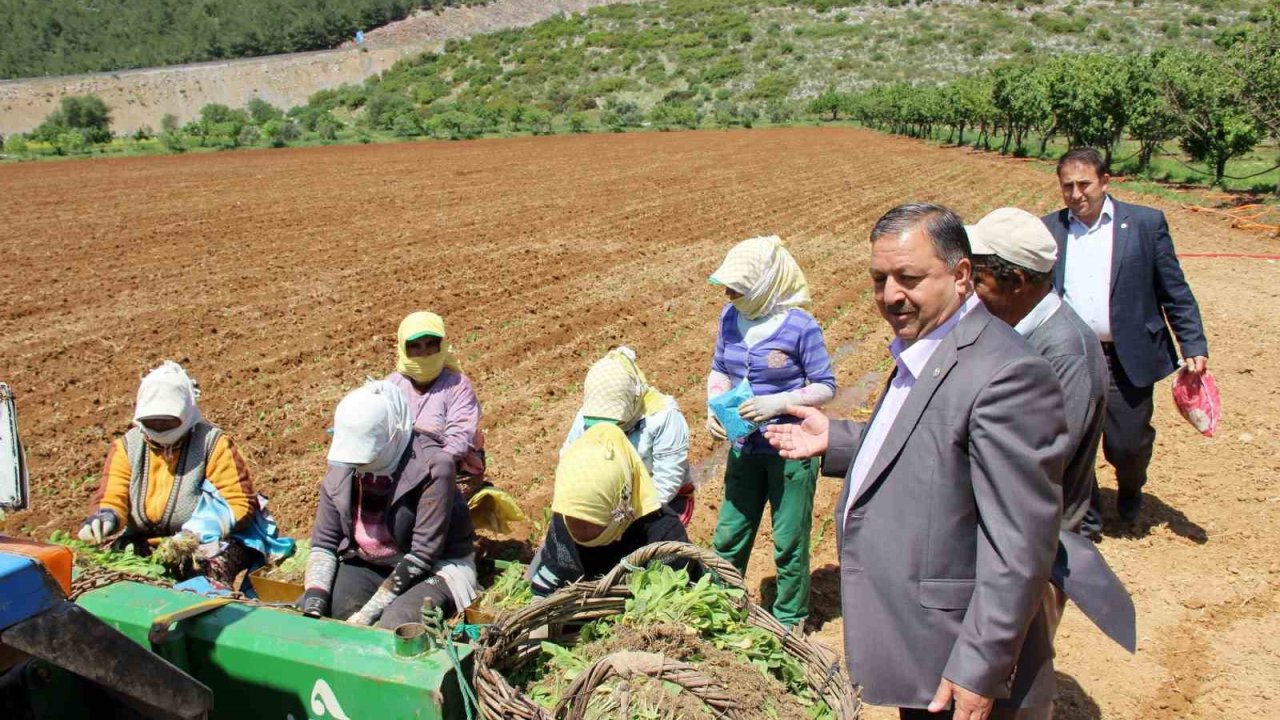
[{"xmin": 712, "ymin": 451, "xmax": 817, "ymax": 627}]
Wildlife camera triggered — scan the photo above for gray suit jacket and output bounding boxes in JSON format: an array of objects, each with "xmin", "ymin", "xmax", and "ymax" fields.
[
  {"xmin": 825, "ymin": 302, "xmax": 1068, "ymax": 709},
  {"xmin": 1026, "ymin": 302, "xmax": 1136, "ymax": 653},
  {"xmin": 1024, "ymin": 302, "xmax": 1107, "ymax": 533}
]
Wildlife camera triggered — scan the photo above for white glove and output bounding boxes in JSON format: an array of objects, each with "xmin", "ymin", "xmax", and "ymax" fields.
[
  {"xmin": 706, "ymin": 413, "xmax": 728, "ymax": 441},
  {"xmin": 345, "ymin": 608, "xmax": 378, "ymax": 626},
  {"xmin": 739, "ymin": 392, "xmax": 796, "ymax": 423},
  {"xmin": 78, "ymin": 509, "xmax": 120, "ymax": 544}
]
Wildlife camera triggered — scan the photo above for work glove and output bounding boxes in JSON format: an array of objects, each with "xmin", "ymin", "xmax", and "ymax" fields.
[
  {"xmin": 297, "ymin": 588, "xmax": 331, "ymax": 618},
  {"xmin": 345, "ymin": 606, "xmax": 379, "ymax": 626},
  {"xmin": 301, "ymin": 546, "xmax": 339, "ymax": 619},
  {"xmin": 739, "ymin": 392, "xmax": 797, "ymax": 423},
  {"xmin": 345, "ymin": 554, "xmax": 429, "ymax": 627},
  {"xmin": 78, "ymin": 508, "xmax": 120, "ymax": 544},
  {"xmin": 706, "ymin": 413, "xmax": 728, "ymax": 441}
]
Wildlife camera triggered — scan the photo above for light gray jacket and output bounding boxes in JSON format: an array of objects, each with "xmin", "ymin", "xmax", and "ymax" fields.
[{"xmin": 824, "ymin": 302, "xmax": 1068, "ymax": 709}]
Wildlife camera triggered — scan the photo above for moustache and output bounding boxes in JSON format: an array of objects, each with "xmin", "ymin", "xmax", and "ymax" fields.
[{"xmin": 886, "ymin": 300, "xmax": 918, "ymax": 316}]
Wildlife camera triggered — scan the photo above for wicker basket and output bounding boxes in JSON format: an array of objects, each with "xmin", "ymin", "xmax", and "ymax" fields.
[{"xmin": 473, "ymin": 542, "xmax": 860, "ymax": 719}]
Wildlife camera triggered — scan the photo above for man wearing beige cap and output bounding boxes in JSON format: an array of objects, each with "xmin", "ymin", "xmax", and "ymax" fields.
[{"xmin": 969, "ymin": 208, "xmax": 1136, "ymax": 654}]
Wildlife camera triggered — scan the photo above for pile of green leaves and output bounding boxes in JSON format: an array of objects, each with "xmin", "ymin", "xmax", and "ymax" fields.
[
  {"xmin": 48, "ymin": 530, "xmax": 168, "ymax": 580},
  {"xmin": 519, "ymin": 563, "xmax": 830, "ymax": 719},
  {"xmin": 259, "ymin": 539, "xmax": 308, "ymax": 583},
  {"xmin": 478, "ymin": 561, "xmax": 534, "ymax": 612}
]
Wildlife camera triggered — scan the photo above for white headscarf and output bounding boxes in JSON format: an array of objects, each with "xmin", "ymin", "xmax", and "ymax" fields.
[
  {"xmin": 327, "ymin": 380, "xmax": 413, "ymax": 477},
  {"xmin": 133, "ymin": 361, "xmax": 204, "ymax": 447}
]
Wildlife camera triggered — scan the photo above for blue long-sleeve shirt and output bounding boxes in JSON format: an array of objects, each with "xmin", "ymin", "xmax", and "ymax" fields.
[{"xmin": 711, "ymin": 305, "xmax": 836, "ymax": 454}]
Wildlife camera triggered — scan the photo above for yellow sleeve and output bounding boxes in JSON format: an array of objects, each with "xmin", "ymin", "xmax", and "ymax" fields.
[
  {"xmin": 206, "ymin": 435, "xmax": 256, "ymax": 527},
  {"xmin": 91, "ymin": 439, "xmax": 133, "ymax": 522}
]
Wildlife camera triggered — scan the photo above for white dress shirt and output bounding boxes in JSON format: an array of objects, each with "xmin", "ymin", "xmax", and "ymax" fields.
[
  {"xmin": 842, "ymin": 294, "xmax": 980, "ymax": 531},
  {"xmin": 1013, "ymin": 292, "xmax": 1062, "ymax": 337},
  {"xmin": 1062, "ymin": 196, "xmax": 1115, "ymax": 342}
]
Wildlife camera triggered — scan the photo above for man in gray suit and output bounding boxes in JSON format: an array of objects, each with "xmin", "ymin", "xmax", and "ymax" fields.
[
  {"xmin": 767, "ymin": 203, "xmax": 1068, "ymax": 719},
  {"xmin": 968, "ymin": 207, "xmax": 1136, "ymax": 653}
]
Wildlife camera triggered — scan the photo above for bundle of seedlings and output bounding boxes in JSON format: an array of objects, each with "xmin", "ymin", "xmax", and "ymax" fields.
[
  {"xmin": 473, "ymin": 542, "xmax": 860, "ymax": 720},
  {"xmin": 468, "ymin": 560, "xmax": 536, "ymax": 622},
  {"xmin": 49, "ymin": 529, "xmax": 170, "ymax": 589},
  {"xmin": 253, "ymin": 539, "xmax": 308, "ymax": 583}
]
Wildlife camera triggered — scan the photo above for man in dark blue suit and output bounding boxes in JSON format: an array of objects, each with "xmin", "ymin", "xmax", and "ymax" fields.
[{"xmin": 1042, "ymin": 148, "xmax": 1209, "ymax": 523}]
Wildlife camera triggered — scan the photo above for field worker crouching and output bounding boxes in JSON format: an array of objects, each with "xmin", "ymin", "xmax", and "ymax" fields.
[
  {"xmin": 80, "ymin": 361, "xmax": 289, "ymax": 588},
  {"xmin": 528, "ymin": 423, "xmax": 691, "ymax": 597},
  {"xmin": 384, "ymin": 311, "xmax": 483, "ymax": 475},
  {"xmin": 706, "ymin": 234, "xmax": 836, "ymax": 630},
  {"xmin": 299, "ymin": 380, "xmax": 478, "ymax": 628},
  {"xmin": 969, "ymin": 207, "xmax": 1135, "ymax": 653},
  {"xmin": 385, "ymin": 311, "xmax": 524, "ymax": 534},
  {"xmin": 561, "ymin": 346, "xmax": 697, "ymax": 525}
]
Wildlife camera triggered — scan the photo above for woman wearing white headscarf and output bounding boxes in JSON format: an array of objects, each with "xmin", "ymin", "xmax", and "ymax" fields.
[
  {"xmin": 79, "ymin": 361, "xmax": 262, "ymax": 585},
  {"xmin": 298, "ymin": 380, "xmax": 477, "ymax": 628},
  {"xmin": 706, "ymin": 235, "xmax": 836, "ymax": 630}
]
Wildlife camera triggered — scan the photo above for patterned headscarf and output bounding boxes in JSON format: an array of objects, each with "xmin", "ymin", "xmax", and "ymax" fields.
[
  {"xmin": 552, "ymin": 423, "xmax": 660, "ymax": 547},
  {"xmin": 709, "ymin": 235, "xmax": 811, "ymax": 319},
  {"xmin": 581, "ymin": 346, "xmax": 649, "ymax": 429}
]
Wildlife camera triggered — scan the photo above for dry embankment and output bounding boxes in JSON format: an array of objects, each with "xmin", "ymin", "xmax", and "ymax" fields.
[{"xmin": 0, "ymin": 0, "xmax": 651, "ymax": 137}]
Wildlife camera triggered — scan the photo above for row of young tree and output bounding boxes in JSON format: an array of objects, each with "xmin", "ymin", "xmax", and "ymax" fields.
[
  {"xmin": 0, "ymin": 0, "xmax": 479, "ymax": 79},
  {"xmin": 811, "ymin": 41, "xmax": 1276, "ymax": 186}
]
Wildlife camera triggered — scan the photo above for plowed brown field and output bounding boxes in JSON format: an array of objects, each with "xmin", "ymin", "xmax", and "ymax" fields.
[{"xmin": 1, "ymin": 128, "xmax": 1277, "ymax": 719}]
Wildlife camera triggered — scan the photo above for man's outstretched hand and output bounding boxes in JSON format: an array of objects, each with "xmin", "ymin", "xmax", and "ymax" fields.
[{"xmin": 762, "ymin": 405, "xmax": 829, "ymax": 459}]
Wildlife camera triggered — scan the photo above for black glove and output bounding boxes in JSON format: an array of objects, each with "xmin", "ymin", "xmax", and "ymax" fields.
[{"xmin": 297, "ymin": 588, "xmax": 331, "ymax": 618}]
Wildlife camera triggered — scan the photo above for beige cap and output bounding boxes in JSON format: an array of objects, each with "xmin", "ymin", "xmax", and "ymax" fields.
[{"xmin": 965, "ymin": 207, "xmax": 1058, "ymax": 273}]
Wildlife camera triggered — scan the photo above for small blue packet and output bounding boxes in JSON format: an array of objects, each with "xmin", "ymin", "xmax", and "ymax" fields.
[{"xmin": 708, "ymin": 378, "xmax": 759, "ymax": 444}]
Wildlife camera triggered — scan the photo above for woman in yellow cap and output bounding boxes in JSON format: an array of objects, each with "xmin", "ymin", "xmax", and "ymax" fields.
[
  {"xmin": 528, "ymin": 423, "xmax": 690, "ymax": 597},
  {"xmin": 707, "ymin": 235, "xmax": 836, "ymax": 630},
  {"xmin": 384, "ymin": 312, "xmax": 483, "ymax": 473}
]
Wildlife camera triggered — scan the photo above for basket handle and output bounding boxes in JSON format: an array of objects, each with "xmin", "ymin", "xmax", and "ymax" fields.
[
  {"xmin": 552, "ymin": 651, "xmax": 742, "ymax": 720},
  {"xmin": 590, "ymin": 541, "xmax": 745, "ymax": 598}
]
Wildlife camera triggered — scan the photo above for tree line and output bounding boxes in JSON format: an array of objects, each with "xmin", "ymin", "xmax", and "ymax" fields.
[
  {"xmin": 0, "ymin": 0, "xmax": 481, "ymax": 79},
  {"xmin": 811, "ymin": 10, "xmax": 1278, "ymax": 186}
]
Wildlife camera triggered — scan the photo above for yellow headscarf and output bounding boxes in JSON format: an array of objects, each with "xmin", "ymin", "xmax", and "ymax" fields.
[
  {"xmin": 396, "ymin": 312, "xmax": 462, "ymax": 385},
  {"xmin": 709, "ymin": 235, "xmax": 811, "ymax": 320},
  {"xmin": 552, "ymin": 424, "xmax": 660, "ymax": 547}
]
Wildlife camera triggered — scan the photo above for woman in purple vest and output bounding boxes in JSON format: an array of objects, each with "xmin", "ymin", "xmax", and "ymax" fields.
[{"xmin": 707, "ymin": 235, "xmax": 836, "ymax": 630}]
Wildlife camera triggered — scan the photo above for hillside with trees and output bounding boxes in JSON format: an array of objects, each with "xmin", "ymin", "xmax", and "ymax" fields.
[
  {"xmin": 0, "ymin": 0, "xmax": 484, "ymax": 79},
  {"xmin": 3, "ymin": 0, "xmax": 1276, "ymax": 194}
]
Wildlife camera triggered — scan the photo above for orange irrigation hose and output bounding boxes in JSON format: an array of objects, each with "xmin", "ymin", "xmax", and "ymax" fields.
[{"xmin": 1182, "ymin": 204, "xmax": 1280, "ymax": 234}]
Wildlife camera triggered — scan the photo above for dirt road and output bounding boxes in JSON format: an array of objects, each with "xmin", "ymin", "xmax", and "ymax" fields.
[{"xmin": 0, "ymin": 127, "xmax": 1275, "ymax": 718}]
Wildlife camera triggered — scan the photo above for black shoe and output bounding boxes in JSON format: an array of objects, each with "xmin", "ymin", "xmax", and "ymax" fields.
[
  {"xmin": 1080, "ymin": 507, "xmax": 1103, "ymax": 542},
  {"xmin": 1117, "ymin": 489, "xmax": 1143, "ymax": 523}
]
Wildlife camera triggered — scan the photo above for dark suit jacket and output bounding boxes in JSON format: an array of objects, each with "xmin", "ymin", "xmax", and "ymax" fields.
[
  {"xmin": 824, "ymin": 302, "xmax": 1069, "ymax": 709},
  {"xmin": 1043, "ymin": 197, "xmax": 1208, "ymax": 388}
]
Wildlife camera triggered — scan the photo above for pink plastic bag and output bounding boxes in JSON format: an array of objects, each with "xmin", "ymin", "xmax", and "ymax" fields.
[{"xmin": 1171, "ymin": 369, "xmax": 1220, "ymax": 437}]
